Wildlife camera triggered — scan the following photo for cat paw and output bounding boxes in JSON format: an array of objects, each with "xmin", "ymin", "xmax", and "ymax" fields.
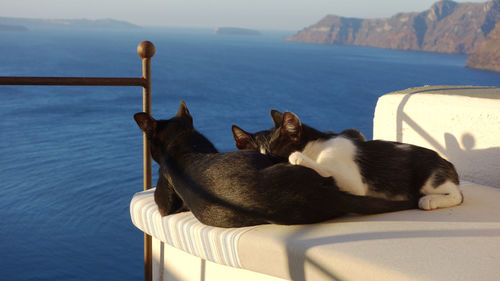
[
  {"xmin": 289, "ymin": 152, "xmax": 305, "ymax": 165},
  {"xmin": 418, "ymin": 196, "xmax": 437, "ymax": 211}
]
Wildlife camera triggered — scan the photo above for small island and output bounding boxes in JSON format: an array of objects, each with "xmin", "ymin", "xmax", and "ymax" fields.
[{"xmin": 214, "ymin": 27, "xmax": 261, "ymax": 36}]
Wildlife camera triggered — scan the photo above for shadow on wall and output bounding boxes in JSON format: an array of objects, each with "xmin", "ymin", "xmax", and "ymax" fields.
[
  {"xmin": 395, "ymin": 88, "xmax": 500, "ymax": 188},
  {"xmin": 444, "ymin": 133, "xmax": 500, "ymax": 188}
]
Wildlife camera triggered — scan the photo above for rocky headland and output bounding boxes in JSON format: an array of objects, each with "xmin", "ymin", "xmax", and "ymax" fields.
[
  {"xmin": 467, "ymin": 21, "xmax": 500, "ymax": 71},
  {"xmin": 285, "ymin": 0, "xmax": 500, "ymax": 71}
]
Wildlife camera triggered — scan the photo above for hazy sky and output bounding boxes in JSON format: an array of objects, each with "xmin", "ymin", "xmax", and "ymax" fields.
[{"xmin": 1, "ymin": 0, "xmax": 489, "ymax": 30}]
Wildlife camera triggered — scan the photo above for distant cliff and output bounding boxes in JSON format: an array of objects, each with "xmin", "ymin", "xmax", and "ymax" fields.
[
  {"xmin": 0, "ymin": 17, "xmax": 140, "ymax": 29},
  {"xmin": 0, "ymin": 23, "xmax": 28, "ymax": 31},
  {"xmin": 214, "ymin": 27, "xmax": 261, "ymax": 36},
  {"xmin": 285, "ymin": 0, "xmax": 500, "ymax": 55},
  {"xmin": 466, "ymin": 21, "xmax": 500, "ymax": 71}
]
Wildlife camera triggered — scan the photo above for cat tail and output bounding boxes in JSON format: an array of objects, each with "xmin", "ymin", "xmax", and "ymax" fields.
[{"xmin": 342, "ymin": 194, "xmax": 418, "ymax": 215}]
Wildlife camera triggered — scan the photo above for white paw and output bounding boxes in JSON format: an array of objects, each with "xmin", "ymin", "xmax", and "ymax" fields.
[
  {"xmin": 419, "ymin": 196, "xmax": 437, "ymax": 211},
  {"xmin": 289, "ymin": 152, "xmax": 305, "ymax": 165}
]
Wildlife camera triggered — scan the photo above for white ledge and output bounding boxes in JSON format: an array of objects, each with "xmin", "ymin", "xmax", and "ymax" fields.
[
  {"xmin": 131, "ymin": 182, "xmax": 500, "ymax": 281},
  {"xmin": 374, "ymin": 85, "xmax": 500, "ymax": 188}
]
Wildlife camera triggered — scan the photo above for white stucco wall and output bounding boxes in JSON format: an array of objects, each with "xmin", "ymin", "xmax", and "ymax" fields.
[{"xmin": 373, "ymin": 85, "xmax": 500, "ymax": 188}]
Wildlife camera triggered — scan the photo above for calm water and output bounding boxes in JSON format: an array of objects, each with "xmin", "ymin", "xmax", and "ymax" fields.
[{"xmin": 0, "ymin": 27, "xmax": 498, "ymax": 281}]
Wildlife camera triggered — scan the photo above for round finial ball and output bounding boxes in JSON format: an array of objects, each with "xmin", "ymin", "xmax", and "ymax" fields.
[{"xmin": 137, "ymin": 41, "xmax": 155, "ymax": 59}]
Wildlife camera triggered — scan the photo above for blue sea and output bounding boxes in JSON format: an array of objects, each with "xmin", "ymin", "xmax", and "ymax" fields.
[{"xmin": 0, "ymin": 27, "xmax": 498, "ymax": 281}]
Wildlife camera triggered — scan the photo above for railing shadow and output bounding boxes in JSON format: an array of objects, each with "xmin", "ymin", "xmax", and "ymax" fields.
[
  {"xmin": 444, "ymin": 133, "xmax": 500, "ymax": 188},
  {"xmin": 395, "ymin": 87, "xmax": 500, "ymax": 188},
  {"xmin": 284, "ymin": 223, "xmax": 500, "ymax": 281},
  {"xmin": 284, "ymin": 226, "xmax": 346, "ymax": 281}
]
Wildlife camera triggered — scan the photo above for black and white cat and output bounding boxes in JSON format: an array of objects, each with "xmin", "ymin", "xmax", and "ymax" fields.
[
  {"xmin": 134, "ymin": 102, "xmax": 416, "ymax": 227},
  {"xmin": 232, "ymin": 110, "xmax": 366, "ymax": 155},
  {"xmin": 233, "ymin": 110, "xmax": 463, "ymax": 210}
]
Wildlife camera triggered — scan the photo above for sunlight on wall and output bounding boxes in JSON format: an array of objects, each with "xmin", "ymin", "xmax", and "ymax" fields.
[{"xmin": 374, "ymin": 86, "xmax": 500, "ymax": 188}]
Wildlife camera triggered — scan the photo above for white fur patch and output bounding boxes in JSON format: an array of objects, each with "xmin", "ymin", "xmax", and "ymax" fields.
[
  {"xmin": 259, "ymin": 146, "xmax": 267, "ymax": 155},
  {"xmin": 418, "ymin": 175, "xmax": 463, "ymax": 210},
  {"xmin": 285, "ymin": 123, "xmax": 298, "ymax": 134},
  {"xmin": 298, "ymin": 136, "xmax": 369, "ymax": 196}
]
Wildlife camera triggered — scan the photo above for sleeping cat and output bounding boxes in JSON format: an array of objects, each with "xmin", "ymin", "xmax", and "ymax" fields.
[
  {"xmin": 232, "ymin": 110, "xmax": 366, "ymax": 154},
  {"xmin": 134, "ymin": 102, "xmax": 416, "ymax": 227},
  {"xmin": 233, "ymin": 110, "xmax": 463, "ymax": 210}
]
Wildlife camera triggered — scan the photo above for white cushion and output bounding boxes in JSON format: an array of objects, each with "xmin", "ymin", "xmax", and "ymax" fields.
[
  {"xmin": 130, "ymin": 188, "xmax": 253, "ymax": 268},
  {"xmin": 130, "ymin": 182, "xmax": 500, "ymax": 281}
]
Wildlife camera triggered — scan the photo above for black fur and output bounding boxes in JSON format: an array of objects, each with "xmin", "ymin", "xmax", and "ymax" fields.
[
  {"xmin": 134, "ymin": 112, "xmax": 189, "ymax": 216},
  {"xmin": 231, "ymin": 110, "xmax": 284, "ymax": 154},
  {"xmin": 354, "ymin": 140, "xmax": 459, "ymax": 201},
  {"xmin": 154, "ymin": 173, "xmax": 189, "ymax": 216},
  {"xmin": 231, "ymin": 125, "xmax": 274, "ymax": 152},
  {"xmin": 134, "ymin": 102, "xmax": 416, "ymax": 227}
]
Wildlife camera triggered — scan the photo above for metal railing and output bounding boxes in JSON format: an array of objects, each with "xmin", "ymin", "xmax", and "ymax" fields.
[{"xmin": 0, "ymin": 41, "xmax": 155, "ymax": 281}]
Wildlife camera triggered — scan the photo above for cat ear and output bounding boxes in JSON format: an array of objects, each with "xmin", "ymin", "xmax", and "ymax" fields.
[
  {"xmin": 270, "ymin": 109, "xmax": 283, "ymax": 128},
  {"xmin": 282, "ymin": 112, "xmax": 302, "ymax": 141},
  {"xmin": 232, "ymin": 125, "xmax": 252, "ymax": 149},
  {"xmin": 176, "ymin": 100, "xmax": 193, "ymax": 125},
  {"xmin": 134, "ymin": 112, "xmax": 157, "ymax": 138}
]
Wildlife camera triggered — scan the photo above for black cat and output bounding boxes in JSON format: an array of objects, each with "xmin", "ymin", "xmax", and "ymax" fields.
[{"xmin": 134, "ymin": 102, "xmax": 416, "ymax": 227}]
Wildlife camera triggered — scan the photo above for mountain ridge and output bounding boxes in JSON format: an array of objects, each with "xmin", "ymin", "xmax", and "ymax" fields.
[{"xmin": 285, "ymin": 0, "xmax": 500, "ymax": 55}]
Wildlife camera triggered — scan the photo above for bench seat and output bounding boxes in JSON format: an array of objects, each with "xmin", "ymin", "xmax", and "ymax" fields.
[{"xmin": 130, "ymin": 181, "xmax": 500, "ymax": 281}]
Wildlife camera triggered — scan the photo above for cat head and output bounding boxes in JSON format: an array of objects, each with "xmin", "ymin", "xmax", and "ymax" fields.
[
  {"xmin": 231, "ymin": 109, "xmax": 283, "ymax": 154},
  {"xmin": 134, "ymin": 101, "xmax": 193, "ymax": 164},
  {"xmin": 254, "ymin": 112, "xmax": 366, "ymax": 158},
  {"xmin": 267, "ymin": 111, "xmax": 310, "ymax": 158},
  {"xmin": 265, "ymin": 111, "xmax": 367, "ymax": 158},
  {"xmin": 233, "ymin": 109, "xmax": 366, "ymax": 159}
]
